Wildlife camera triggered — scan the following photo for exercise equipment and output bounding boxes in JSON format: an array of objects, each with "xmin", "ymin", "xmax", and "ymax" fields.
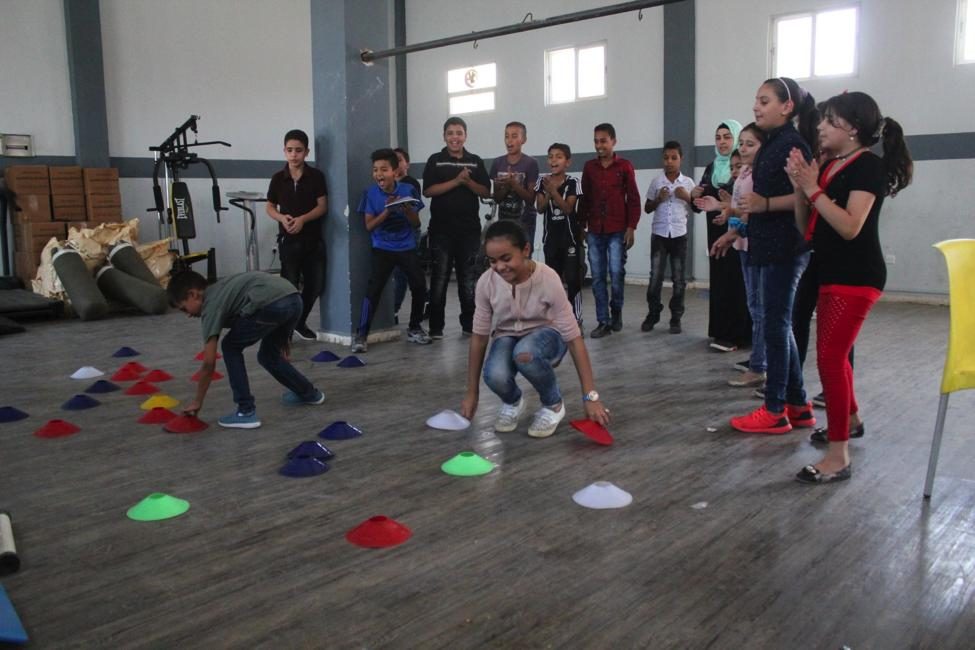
[
  {"xmin": 318, "ymin": 421, "xmax": 362, "ymax": 440},
  {"xmin": 85, "ymin": 380, "xmax": 120, "ymax": 394},
  {"xmin": 70, "ymin": 366, "xmax": 104, "ymax": 380},
  {"xmin": 143, "ymin": 369, "xmax": 173, "ymax": 382},
  {"xmin": 149, "ymin": 115, "xmax": 230, "ymax": 282},
  {"xmin": 279, "ymin": 456, "xmax": 329, "ymax": 478},
  {"xmin": 52, "ymin": 248, "xmax": 109, "ymax": 321},
  {"xmin": 163, "ymin": 415, "xmax": 208, "ymax": 434},
  {"xmin": 0, "ymin": 407, "xmax": 28, "ymax": 423},
  {"xmin": 572, "ymin": 481, "xmax": 633, "ymax": 509},
  {"xmin": 62, "ymin": 394, "xmax": 100, "ymax": 411},
  {"xmin": 138, "ymin": 407, "xmax": 177, "ymax": 424},
  {"xmin": 345, "ymin": 515, "xmax": 412, "ymax": 549},
  {"xmin": 338, "ymin": 355, "xmax": 366, "ymax": 368},
  {"xmin": 287, "ymin": 441, "xmax": 335, "ymax": 461},
  {"xmin": 310, "ymin": 350, "xmax": 340, "ymax": 362},
  {"xmin": 426, "ymin": 409, "xmax": 470, "ymax": 431},
  {"xmin": 112, "ymin": 346, "xmax": 141, "ymax": 358},
  {"xmin": 441, "ymin": 451, "xmax": 494, "ymax": 477},
  {"xmin": 226, "ymin": 191, "xmax": 266, "ymax": 272},
  {"xmin": 570, "ymin": 419, "xmax": 615, "ymax": 446},
  {"xmin": 140, "ymin": 395, "xmax": 179, "ymax": 410},
  {"xmin": 96, "ymin": 265, "xmax": 168, "ymax": 315},
  {"xmin": 107, "ymin": 242, "xmax": 158, "ymax": 285},
  {"xmin": 126, "ymin": 493, "xmax": 190, "ymax": 522},
  {"xmin": 34, "ymin": 419, "xmax": 80, "ymax": 438},
  {"xmin": 0, "ymin": 511, "xmax": 19, "ymax": 575},
  {"xmin": 124, "ymin": 381, "xmax": 160, "ymax": 396}
]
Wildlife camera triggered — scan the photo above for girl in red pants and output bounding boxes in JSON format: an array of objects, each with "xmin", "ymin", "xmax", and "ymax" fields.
[{"xmin": 786, "ymin": 91, "xmax": 913, "ymax": 484}]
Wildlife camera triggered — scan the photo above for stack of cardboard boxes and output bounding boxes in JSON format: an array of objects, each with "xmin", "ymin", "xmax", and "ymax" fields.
[{"xmin": 4, "ymin": 164, "xmax": 123, "ymax": 284}]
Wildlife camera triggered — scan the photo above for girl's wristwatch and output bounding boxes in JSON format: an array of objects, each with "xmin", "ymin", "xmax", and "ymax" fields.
[{"xmin": 583, "ymin": 390, "xmax": 600, "ymax": 403}]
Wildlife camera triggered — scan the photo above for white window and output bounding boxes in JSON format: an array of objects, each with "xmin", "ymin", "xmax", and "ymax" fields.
[
  {"xmin": 545, "ymin": 43, "xmax": 606, "ymax": 105},
  {"xmin": 771, "ymin": 6, "xmax": 858, "ymax": 79},
  {"xmin": 446, "ymin": 63, "xmax": 496, "ymax": 115},
  {"xmin": 958, "ymin": 0, "xmax": 975, "ymax": 64}
]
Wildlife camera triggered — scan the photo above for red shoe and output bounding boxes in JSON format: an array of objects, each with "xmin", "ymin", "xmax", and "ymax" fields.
[
  {"xmin": 730, "ymin": 405, "xmax": 793, "ymax": 434},
  {"xmin": 786, "ymin": 402, "xmax": 816, "ymax": 428}
]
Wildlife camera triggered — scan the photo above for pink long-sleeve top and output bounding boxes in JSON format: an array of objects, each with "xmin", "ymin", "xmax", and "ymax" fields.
[{"xmin": 472, "ymin": 262, "xmax": 581, "ymax": 342}]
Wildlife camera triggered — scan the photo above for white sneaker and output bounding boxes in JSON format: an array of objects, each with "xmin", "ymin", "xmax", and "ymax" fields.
[
  {"xmin": 528, "ymin": 403, "xmax": 566, "ymax": 438},
  {"xmin": 494, "ymin": 397, "xmax": 525, "ymax": 432}
]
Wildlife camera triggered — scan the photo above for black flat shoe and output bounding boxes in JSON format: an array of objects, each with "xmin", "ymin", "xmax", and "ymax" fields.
[
  {"xmin": 796, "ymin": 463, "xmax": 852, "ymax": 484},
  {"xmin": 809, "ymin": 422, "xmax": 865, "ymax": 444}
]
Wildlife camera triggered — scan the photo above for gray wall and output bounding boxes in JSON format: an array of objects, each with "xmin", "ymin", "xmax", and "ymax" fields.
[{"xmin": 3, "ymin": 0, "xmax": 974, "ymax": 294}]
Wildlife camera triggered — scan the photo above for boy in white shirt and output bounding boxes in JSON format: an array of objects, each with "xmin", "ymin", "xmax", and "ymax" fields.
[{"xmin": 641, "ymin": 141, "xmax": 695, "ymax": 334}]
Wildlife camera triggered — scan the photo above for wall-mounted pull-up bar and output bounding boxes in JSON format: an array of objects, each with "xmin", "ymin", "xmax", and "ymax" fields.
[{"xmin": 360, "ymin": 0, "xmax": 686, "ymax": 64}]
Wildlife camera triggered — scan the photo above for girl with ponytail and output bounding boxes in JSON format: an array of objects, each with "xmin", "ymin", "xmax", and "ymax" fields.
[
  {"xmin": 785, "ymin": 91, "xmax": 912, "ymax": 483},
  {"xmin": 719, "ymin": 77, "xmax": 820, "ymax": 437}
]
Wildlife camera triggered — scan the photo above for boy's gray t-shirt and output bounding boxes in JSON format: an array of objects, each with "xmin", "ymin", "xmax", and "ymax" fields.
[
  {"xmin": 199, "ymin": 272, "xmax": 297, "ymax": 341},
  {"xmin": 489, "ymin": 155, "xmax": 539, "ymax": 222}
]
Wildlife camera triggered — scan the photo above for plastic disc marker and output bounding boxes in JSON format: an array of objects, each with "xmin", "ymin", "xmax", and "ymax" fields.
[
  {"xmin": 84, "ymin": 380, "xmax": 120, "ymax": 394},
  {"xmin": 570, "ymin": 419, "xmax": 615, "ymax": 446},
  {"xmin": 112, "ymin": 346, "xmax": 140, "ymax": 357},
  {"xmin": 125, "ymin": 381, "xmax": 160, "ymax": 396},
  {"xmin": 345, "ymin": 515, "xmax": 412, "ymax": 548},
  {"xmin": 34, "ymin": 419, "xmax": 80, "ymax": 439},
  {"xmin": 441, "ymin": 451, "xmax": 494, "ymax": 477},
  {"xmin": 126, "ymin": 493, "xmax": 190, "ymax": 521},
  {"xmin": 318, "ymin": 421, "xmax": 363, "ymax": 440},
  {"xmin": 70, "ymin": 366, "xmax": 104, "ymax": 380},
  {"xmin": 572, "ymin": 481, "xmax": 633, "ymax": 509},
  {"xmin": 163, "ymin": 415, "xmax": 209, "ymax": 434},
  {"xmin": 426, "ymin": 409, "xmax": 471, "ymax": 431},
  {"xmin": 143, "ymin": 369, "xmax": 173, "ymax": 382},
  {"xmin": 287, "ymin": 441, "xmax": 335, "ymax": 461},
  {"xmin": 140, "ymin": 394, "xmax": 179, "ymax": 410},
  {"xmin": 138, "ymin": 408, "xmax": 177, "ymax": 424},
  {"xmin": 62, "ymin": 394, "xmax": 101, "ymax": 411},
  {"xmin": 280, "ymin": 456, "xmax": 330, "ymax": 478},
  {"xmin": 311, "ymin": 350, "xmax": 340, "ymax": 362},
  {"xmin": 337, "ymin": 355, "xmax": 366, "ymax": 368},
  {"xmin": 0, "ymin": 407, "xmax": 29, "ymax": 424}
]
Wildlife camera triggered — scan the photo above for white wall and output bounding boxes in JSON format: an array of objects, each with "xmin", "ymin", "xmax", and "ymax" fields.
[
  {"xmin": 696, "ymin": 0, "xmax": 975, "ymax": 294},
  {"xmin": 100, "ymin": 0, "xmax": 315, "ymax": 275},
  {"xmin": 405, "ymin": 0, "xmax": 666, "ymax": 280},
  {"xmin": 0, "ymin": 0, "xmax": 75, "ymax": 156}
]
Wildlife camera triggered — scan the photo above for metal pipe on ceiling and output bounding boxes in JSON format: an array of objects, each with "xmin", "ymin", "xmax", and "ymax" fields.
[{"xmin": 361, "ymin": 0, "xmax": 686, "ymax": 63}]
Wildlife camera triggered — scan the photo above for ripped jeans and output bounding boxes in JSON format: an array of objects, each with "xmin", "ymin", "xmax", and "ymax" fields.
[{"xmin": 482, "ymin": 327, "xmax": 568, "ymax": 407}]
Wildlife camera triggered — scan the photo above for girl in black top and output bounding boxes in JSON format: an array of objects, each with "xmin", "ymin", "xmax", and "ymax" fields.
[
  {"xmin": 723, "ymin": 78, "xmax": 821, "ymax": 436},
  {"xmin": 786, "ymin": 91, "xmax": 912, "ymax": 484}
]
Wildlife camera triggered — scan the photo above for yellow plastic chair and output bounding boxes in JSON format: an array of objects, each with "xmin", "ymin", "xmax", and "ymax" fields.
[{"xmin": 924, "ymin": 239, "xmax": 975, "ymax": 498}]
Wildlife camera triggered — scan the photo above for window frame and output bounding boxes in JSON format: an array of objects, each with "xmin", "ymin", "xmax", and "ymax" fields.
[
  {"xmin": 544, "ymin": 41, "xmax": 608, "ymax": 106},
  {"xmin": 446, "ymin": 62, "xmax": 497, "ymax": 115},
  {"xmin": 957, "ymin": 0, "xmax": 975, "ymax": 65},
  {"xmin": 769, "ymin": 4, "xmax": 860, "ymax": 81}
]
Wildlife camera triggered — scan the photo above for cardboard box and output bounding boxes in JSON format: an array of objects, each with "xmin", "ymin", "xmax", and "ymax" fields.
[
  {"xmin": 4, "ymin": 165, "xmax": 50, "ymax": 195},
  {"xmin": 53, "ymin": 206, "xmax": 88, "ymax": 221},
  {"xmin": 11, "ymin": 194, "xmax": 52, "ymax": 221},
  {"xmin": 49, "ymin": 166, "xmax": 82, "ymax": 180},
  {"xmin": 14, "ymin": 251, "xmax": 39, "ymax": 281},
  {"xmin": 52, "ymin": 194, "xmax": 85, "ymax": 208},
  {"xmin": 82, "ymin": 167, "xmax": 119, "ymax": 183},
  {"xmin": 14, "ymin": 222, "xmax": 64, "ymax": 241},
  {"xmin": 85, "ymin": 193, "xmax": 121, "ymax": 209},
  {"xmin": 50, "ymin": 178, "xmax": 85, "ymax": 194},
  {"xmin": 87, "ymin": 207, "xmax": 123, "ymax": 222},
  {"xmin": 83, "ymin": 178, "xmax": 120, "ymax": 195}
]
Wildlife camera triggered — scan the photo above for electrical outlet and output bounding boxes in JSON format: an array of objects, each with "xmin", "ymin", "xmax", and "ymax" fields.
[{"xmin": 884, "ymin": 253, "xmax": 895, "ymax": 264}]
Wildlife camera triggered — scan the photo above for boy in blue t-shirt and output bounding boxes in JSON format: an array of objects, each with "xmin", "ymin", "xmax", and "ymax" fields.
[{"xmin": 353, "ymin": 148, "xmax": 431, "ymax": 352}]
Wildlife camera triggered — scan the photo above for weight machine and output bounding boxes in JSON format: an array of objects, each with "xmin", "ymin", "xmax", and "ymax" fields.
[{"xmin": 149, "ymin": 115, "xmax": 230, "ymax": 281}]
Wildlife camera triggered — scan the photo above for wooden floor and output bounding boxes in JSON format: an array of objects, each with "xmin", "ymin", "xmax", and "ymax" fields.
[{"xmin": 2, "ymin": 285, "xmax": 974, "ymax": 649}]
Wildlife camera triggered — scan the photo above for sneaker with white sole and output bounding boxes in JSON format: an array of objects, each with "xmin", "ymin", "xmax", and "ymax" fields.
[
  {"xmin": 494, "ymin": 397, "xmax": 525, "ymax": 432},
  {"xmin": 293, "ymin": 324, "xmax": 317, "ymax": 341},
  {"xmin": 528, "ymin": 403, "xmax": 566, "ymax": 438},
  {"xmin": 351, "ymin": 336, "xmax": 368, "ymax": 353},
  {"xmin": 282, "ymin": 389, "xmax": 326, "ymax": 405},
  {"xmin": 407, "ymin": 328, "xmax": 432, "ymax": 345},
  {"xmin": 218, "ymin": 409, "xmax": 261, "ymax": 429}
]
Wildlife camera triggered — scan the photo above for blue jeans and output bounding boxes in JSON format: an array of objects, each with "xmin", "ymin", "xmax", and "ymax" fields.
[
  {"xmin": 759, "ymin": 251, "xmax": 810, "ymax": 412},
  {"xmin": 587, "ymin": 231, "xmax": 626, "ymax": 325},
  {"xmin": 221, "ymin": 293, "xmax": 317, "ymax": 413},
  {"xmin": 483, "ymin": 327, "xmax": 568, "ymax": 407},
  {"xmin": 739, "ymin": 249, "xmax": 766, "ymax": 373}
]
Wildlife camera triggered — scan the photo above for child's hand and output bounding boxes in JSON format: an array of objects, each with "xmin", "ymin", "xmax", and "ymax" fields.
[
  {"xmin": 691, "ymin": 185, "xmax": 707, "ymax": 199},
  {"xmin": 709, "ymin": 231, "xmax": 737, "ymax": 258},
  {"xmin": 657, "ymin": 187, "xmax": 671, "ymax": 202},
  {"xmin": 712, "ymin": 209, "xmax": 730, "ymax": 226},
  {"xmin": 542, "ymin": 175, "xmax": 559, "ymax": 194},
  {"xmin": 694, "ymin": 196, "xmax": 720, "ymax": 212},
  {"xmin": 183, "ymin": 401, "xmax": 201, "ymax": 417},
  {"xmin": 460, "ymin": 391, "xmax": 478, "ymax": 419},
  {"xmin": 742, "ymin": 192, "xmax": 767, "ymax": 214},
  {"xmin": 674, "ymin": 187, "xmax": 691, "ymax": 203},
  {"xmin": 718, "ymin": 188, "xmax": 733, "ymax": 203},
  {"xmin": 456, "ymin": 168, "xmax": 472, "ymax": 186}
]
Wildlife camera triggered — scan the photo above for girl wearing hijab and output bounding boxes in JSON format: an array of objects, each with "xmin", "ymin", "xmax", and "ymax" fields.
[{"xmin": 690, "ymin": 120, "xmax": 752, "ymax": 352}]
